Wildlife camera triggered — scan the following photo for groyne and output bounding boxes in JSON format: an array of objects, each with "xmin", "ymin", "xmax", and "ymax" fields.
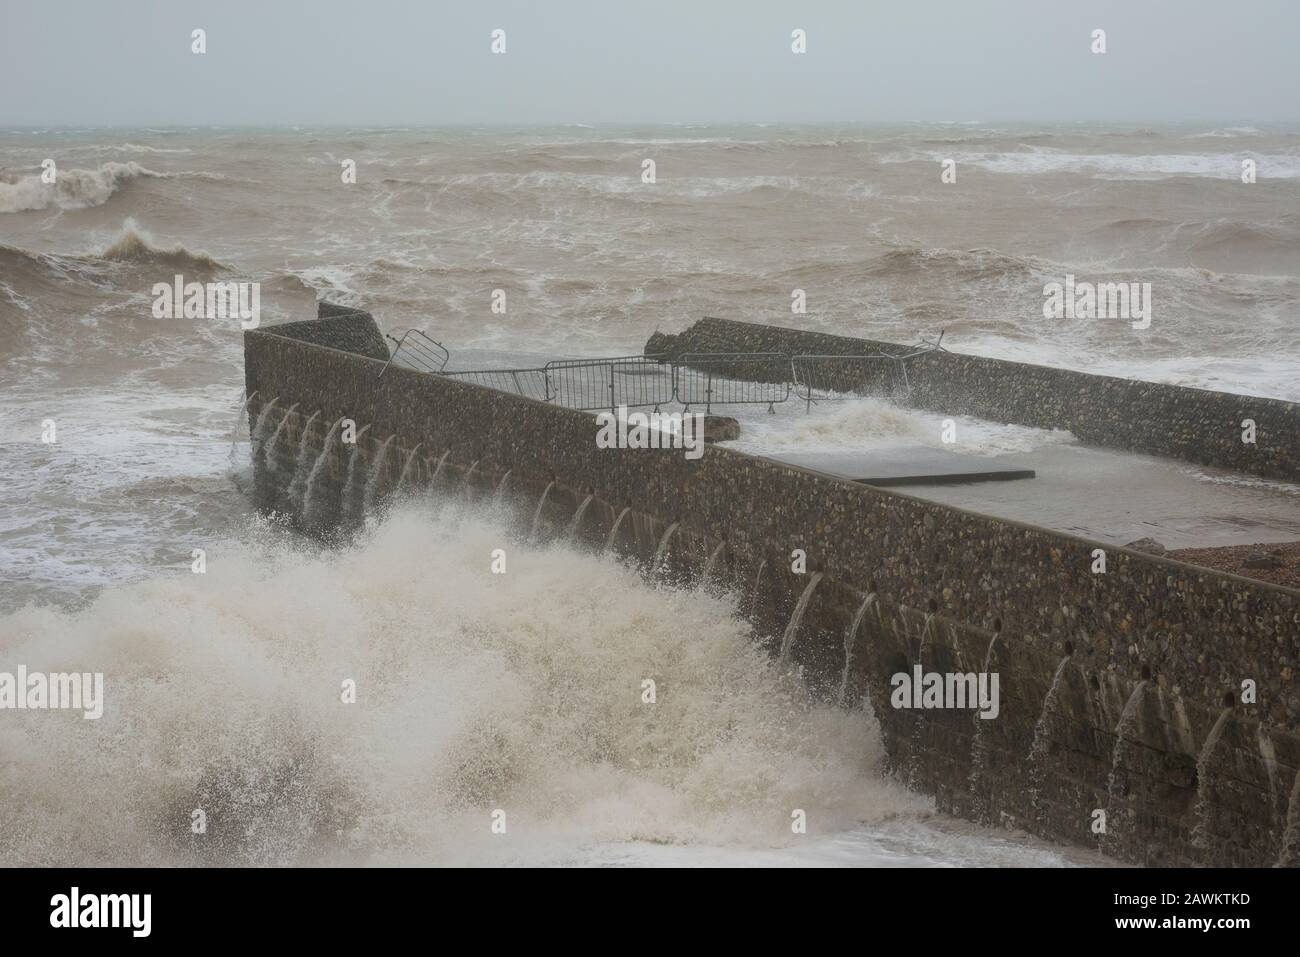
[
  {"xmin": 245, "ymin": 305, "xmax": 1300, "ymax": 866},
  {"xmin": 649, "ymin": 317, "xmax": 1300, "ymax": 482}
]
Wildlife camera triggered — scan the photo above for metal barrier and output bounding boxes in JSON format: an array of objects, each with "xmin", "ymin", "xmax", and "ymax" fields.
[
  {"xmin": 544, "ymin": 355, "xmax": 674, "ymax": 412},
  {"xmin": 376, "ymin": 329, "xmax": 946, "ymax": 415},
  {"xmin": 791, "ymin": 334, "xmax": 947, "ymax": 410},
  {"xmin": 442, "ymin": 366, "xmax": 554, "ymax": 403},
  {"xmin": 674, "ymin": 353, "xmax": 793, "ymax": 413},
  {"xmin": 792, "ymin": 353, "xmax": 909, "ymax": 410},
  {"xmin": 381, "ymin": 329, "xmax": 449, "ymax": 377}
]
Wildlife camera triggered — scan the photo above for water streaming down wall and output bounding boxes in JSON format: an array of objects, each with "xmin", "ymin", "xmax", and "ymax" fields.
[
  {"xmin": 605, "ymin": 506, "xmax": 631, "ymax": 553},
  {"xmin": 779, "ymin": 572, "xmax": 824, "ymax": 663},
  {"xmin": 302, "ymin": 417, "xmax": 344, "ymax": 527},
  {"xmin": 530, "ymin": 481, "xmax": 555, "ymax": 540},
  {"xmin": 431, "ymin": 449, "xmax": 451, "ymax": 489},
  {"xmin": 1028, "ymin": 655, "xmax": 1072, "ymax": 825},
  {"xmin": 568, "ymin": 493, "xmax": 595, "ymax": 541},
  {"xmin": 653, "ymin": 522, "xmax": 680, "ymax": 572},
  {"xmin": 494, "ymin": 468, "xmax": 512, "ymax": 502},
  {"xmin": 243, "ymin": 308, "xmax": 1300, "ymax": 867},
  {"xmin": 701, "ymin": 541, "xmax": 727, "ymax": 587},
  {"xmin": 397, "ymin": 444, "xmax": 422, "ymax": 491},
  {"xmin": 362, "ymin": 435, "xmax": 395, "ymax": 515}
]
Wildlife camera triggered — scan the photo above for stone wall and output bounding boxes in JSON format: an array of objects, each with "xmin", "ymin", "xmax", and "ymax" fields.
[
  {"xmin": 244, "ymin": 322, "xmax": 1300, "ymax": 867},
  {"xmin": 259, "ymin": 300, "xmax": 390, "ymax": 362},
  {"xmin": 648, "ymin": 317, "xmax": 1300, "ymax": 482}
]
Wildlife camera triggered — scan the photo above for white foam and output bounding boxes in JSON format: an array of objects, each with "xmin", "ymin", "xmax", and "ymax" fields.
[
  {"xmin": 0, "ymin": 499, "xmax": 951, "ymax": 866},
  {"xmin": 0, "ymin": 161, "xmax": 159, "ymax": 213},
  {"xmin": 724, "ymin": 395, "xmax": 1076, "ymax": 457},
  {"xmin": 890, "ymin": 148, "xmax": 1300, "ymax": 180}
]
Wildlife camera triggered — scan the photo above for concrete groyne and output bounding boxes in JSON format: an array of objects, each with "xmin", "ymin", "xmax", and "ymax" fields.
[
  {"xmin": 244, "ymin": 305, "xmax": 1300, "ymax": 866},
  {"xmin": 650, "ymin": 317, "xmax": 1300, "ymax": 482}
]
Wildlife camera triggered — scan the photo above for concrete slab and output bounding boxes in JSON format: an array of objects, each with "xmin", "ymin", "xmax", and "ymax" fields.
[
  {"xmin": 898, "ymin": 444, "xmax": 1300, "ymax": 550},
  {"xmin": 766, "ymin": 448, "xmax": 1036, "ymax": 486}
]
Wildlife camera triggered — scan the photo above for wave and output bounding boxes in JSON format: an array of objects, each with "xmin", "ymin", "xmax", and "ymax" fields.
[
  {"xmin": 0, "ymin": 500, "xmax": 918, "ymax": 865},
  {"xmin": 1191, "ymin": 127, "xmax": 1264, "ymax": 138},
  {"xmin": 728, "ymin": 395, "xmax": 1076, "ymax": 457},
  {"xmin": 0, "ymin": 161, "xmax": 162, "ymax": 213},
  {"xmin": 376, "ymin": 170, "xmax": 857, "ymax": 201},
  {"xmin": 74, "ymin": 143, "xmax": 194, "ymax": 155},
  {"xmin": 0, "ymin": 161, "xmax": 227, "ymax": 213},
  {"xmin": 1096, "ymin": 217, "xmax": 1300, "ymax": 272},
  {"xmin": 885, "ymin": 148, "xmax": 1300, "ymax": 180},
  {"xmin": 0, "ymin": 224, "xmax": 227, "ymax": 338},
  {"xmin": 861, "ymin": 245, "xmax": 1047, "ymax": 282},
  {"xmin": 99, "ymin": 225, "xmax": 227, "ymax": 273}
]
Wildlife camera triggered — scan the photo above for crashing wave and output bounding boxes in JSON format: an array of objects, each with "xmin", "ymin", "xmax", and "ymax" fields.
[
  {"xmin": 0, "ymin": 161, "xmax": 164, "ymax": 213},
  {"xmin": 100, "ymin": 224, "xmax": 227, "ymax": 273}
]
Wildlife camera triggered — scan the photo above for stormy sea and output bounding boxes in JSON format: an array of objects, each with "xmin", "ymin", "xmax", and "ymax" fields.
[{"xmin": 2, "ymin": 124, "xmax": 1296, "ymax": 865}]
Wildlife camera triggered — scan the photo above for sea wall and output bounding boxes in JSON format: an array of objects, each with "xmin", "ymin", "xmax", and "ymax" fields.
[
  {"xmin": 244, "ymin": 316, "xmax": 1300, "ymax": 867},
  {"xmin": 648, "ymin": 317, "xmax": 1300, "ymax": 482}
]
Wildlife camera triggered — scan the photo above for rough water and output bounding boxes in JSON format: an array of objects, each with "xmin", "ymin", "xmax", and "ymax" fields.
[{"xmin": 2, "ymin": 124, "xmax": 1295, "ymax": 865}]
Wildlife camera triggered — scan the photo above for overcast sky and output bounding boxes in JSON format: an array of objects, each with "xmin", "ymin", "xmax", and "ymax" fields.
[{"xmin": 3, "ymin": 0, "xmax": 1297, "ymax": 127}]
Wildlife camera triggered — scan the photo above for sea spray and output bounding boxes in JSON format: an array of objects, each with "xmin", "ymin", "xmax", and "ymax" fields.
[{"xmin": 0, "ymin": 500, "xmax": 920, "ymax": 866}]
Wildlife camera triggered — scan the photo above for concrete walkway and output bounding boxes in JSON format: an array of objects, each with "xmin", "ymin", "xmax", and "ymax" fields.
[
  {"xmin": 891, "ymin": 443, "xmax": 1300, "ymax": 550},
  {"xmin": 768, "ymin": 448, "xmax": 1035, "ymax": 486}
]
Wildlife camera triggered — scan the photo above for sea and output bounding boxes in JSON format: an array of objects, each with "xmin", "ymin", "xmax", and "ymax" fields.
[{"xmin": 2, "ymin": 123, "xmax": 1296, "ymax": 865}]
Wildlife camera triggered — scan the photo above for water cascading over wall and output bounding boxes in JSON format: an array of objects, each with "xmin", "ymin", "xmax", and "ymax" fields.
[{"xmin": 244, "ymin": 305, "xmax": 1300, "ymax": 867}]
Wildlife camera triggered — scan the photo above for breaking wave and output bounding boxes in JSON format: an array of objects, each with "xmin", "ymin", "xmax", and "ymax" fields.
[
  {"xmin": 0, "ymin": 161, "xmax": 162, "ymax": 213},
  {"xmin": 99, "ymin": 225, "xmax": 227, "ymax": 273},
  {"xmin": 0, "ymin": 161, "xmax": 225, "ymax": 213},
  {"xmin": 0, "ymin": 500, "xmax": 920, "ymax": 866},
  {"xmin": 886, "ymin": 148, "xmax": 1300, "ymax": 180},
  {"xmin": 728, "ymin": 396, "xmax": 1077, "ymax": 457},
  {"xmin": 862, "ymin": 245, "xmax": 1047, "ymax": 282}
]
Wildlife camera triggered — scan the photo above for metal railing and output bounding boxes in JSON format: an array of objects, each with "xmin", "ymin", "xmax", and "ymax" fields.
[
  {"xmin": 381, "ymin": 329, "xmax": 449, "ymax": 377},
  {"xmin": 374, "ymin": 329, "xmax": 947, "ymax": 415},
  {"xmin": 674, "ymin": 353, "xmax": 793, "ymax": 413},
  {"xmin": 791, "ymin": 333, "xmax": 947, "ymax": 410},
  {"xmin": 792, "ymin": 353, "xmax": 909, "ymax": 410},
  {"xmin": 442, "ymin": 366, "xmax": 554, "ymax": 403},
  {"xmin": 545, "ymin": 355, "xmax": 675, "ymax": 411}
]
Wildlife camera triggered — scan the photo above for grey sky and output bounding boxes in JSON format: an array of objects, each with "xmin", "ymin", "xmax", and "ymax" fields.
[{"xmin": 2, "ymin": 0, "xmax": 1297, "ymax": 126}]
